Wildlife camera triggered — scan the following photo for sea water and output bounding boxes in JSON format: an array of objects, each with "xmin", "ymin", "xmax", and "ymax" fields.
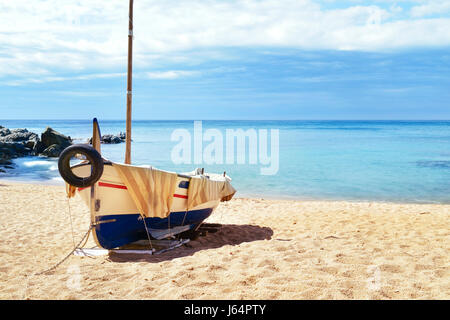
[{"xmin": 1, "ymin": 120, "xmax": 449, "ymax": 203}]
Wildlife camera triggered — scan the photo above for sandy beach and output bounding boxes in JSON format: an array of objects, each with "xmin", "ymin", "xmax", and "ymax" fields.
[{"xmin": 0, "ymin": 180, "xmax": 448, "ymax": 300}]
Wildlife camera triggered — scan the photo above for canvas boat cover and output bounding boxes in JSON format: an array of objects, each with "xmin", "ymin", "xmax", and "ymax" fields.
[
  {"xmin": 186, "ymin": 172, "xmax": 236, "ymax": 210},
  {"xmin": 112, "ymin": 163, "xmax": 236, "ymax": 218},
  {"xmin": 66, "ymin": 162, "xmax": 236, "ymax": 218},
  {"xmin": 112, "ymin": 162, "xmax": 179, "ymax": 218},
  {"xmin": 113, "ymin": 162, "xmax": 236, "ymax": 218}
]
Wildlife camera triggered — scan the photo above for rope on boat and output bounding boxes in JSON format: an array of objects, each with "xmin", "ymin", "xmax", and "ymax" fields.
[
  {"xmin": 35, "ymin": 224, "xmax": 94, "ymax": 276},
  {"xmin": 67, "ymin": 197, "xmax": 76, "ymax": 249},
  {"xmin": 141, "ymin": 216, "xmax": 154, "ymax": 252}
]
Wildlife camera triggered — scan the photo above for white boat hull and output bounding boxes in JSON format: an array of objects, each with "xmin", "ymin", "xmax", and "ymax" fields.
[{"xmin": 71, "ymin": 162, "xmax": 219, "ymax": 249}]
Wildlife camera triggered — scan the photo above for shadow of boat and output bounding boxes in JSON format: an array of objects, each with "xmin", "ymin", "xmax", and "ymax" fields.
[{"xmin": 107, "ymin": 223, "xmax": 273, "ymax": 263}]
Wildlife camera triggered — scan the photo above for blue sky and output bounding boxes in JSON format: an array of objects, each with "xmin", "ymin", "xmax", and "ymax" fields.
[{"xmin": 1, "ymin": 0, "xmax": 450, "ymax": 120}]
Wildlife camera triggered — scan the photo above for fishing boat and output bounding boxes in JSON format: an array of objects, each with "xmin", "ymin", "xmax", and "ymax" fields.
[{"xmin": 57, "ymin": 0, "xmax": 236, "ymax": 250}]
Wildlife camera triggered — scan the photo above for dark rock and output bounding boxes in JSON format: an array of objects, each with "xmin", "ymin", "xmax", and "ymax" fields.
[
  {"xmin": 0, "ymin": 126, "xmax": 42, "ymax": 165},
  {"xmin": 0, "ymin": 142, "xmax": 12, "ymax": 157},
  {"xmin": 12, "ymin": 142, "xmax": 31, "ymax": 154},
  {"xmin": 41, "ymin": 144, "xmax": 63, "ymax": 157},
  {"xmin": 0, "ymin": 128, "xmax": 34, "ymax": 141},
  {"xmin": 101, "ymin": 134, "xmax": 113, "ymax": 143},
  {"xmin": 111, "ymin": 136, "xmax": 122, "ymax": 143},
  {"xmin": 33, "ymin": 139, "xmax": 45, "ymax": 154},
  {"xmin": 88, "ymin": 133, "xmax": 126, "ymax": 144},
  {"xmin": 0, "ymin": 127, "xmax": 11, "ymax": 137},
  {"xmin": 0, "ymin": 159, "xmax": 13, "ymax": 166},
  {"xmin": 0, "ymin": 129, "xmax": 38, "ymax": 145},
  {"xmin": 0, "ymin": 125, "xmax": 73, "ymax": 173},
  {"xmin": 0, "ymin": 158, "xmax": 14, "ymax": 171},
  {"xmin": 41, "ymin": 127, "xmax": 72, "ymax": 149},
  {"xmin": 11, "ymin": 128, "xmax": 29, "ymax": 134},
  {"xmin": 0, "ymin": 141, "xmax": 31, "ymax": 158},
  {"xmin": 25, "ymin": 140, "xmax": 36, "ymax": 149},
  {"xmin": 102, "ymin": 134, "xmax": 123, "ymax": 144},
  {"xmin": 1, "ymin": 140, "xmax": 31, "ymax": 172}
]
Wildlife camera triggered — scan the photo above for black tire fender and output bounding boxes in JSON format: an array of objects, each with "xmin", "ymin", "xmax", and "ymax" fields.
[{"xmin": 58, "ymin": 144, "xmax": 104, "ymax": 188}]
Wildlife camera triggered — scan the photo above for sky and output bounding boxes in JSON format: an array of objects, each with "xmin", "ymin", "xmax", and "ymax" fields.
[{"xmin": 0, "ymin": 0, "xmax": 450, "ymax": 120}]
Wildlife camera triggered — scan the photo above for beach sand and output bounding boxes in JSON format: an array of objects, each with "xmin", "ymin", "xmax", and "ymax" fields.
[{"xmin": 0, "ymin": 180, "xmax": 448, "ymax": 300}]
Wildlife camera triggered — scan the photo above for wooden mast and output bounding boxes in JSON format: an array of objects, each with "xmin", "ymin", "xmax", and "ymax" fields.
[{"xmin": 125, "ymin": 0, "xmax": 133, "ymax": 164}]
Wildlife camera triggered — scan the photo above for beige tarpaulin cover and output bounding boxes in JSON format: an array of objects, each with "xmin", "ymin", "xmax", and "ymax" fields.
[
  {"xmin": 187, "ymin": 174, "xmax": 236, "ymax": 210},
  {"xmin": 112, "ymin": 163, "xmax": 178, "ymax": 218},
  {"xmin": 66, "ymin": 183, "xmax": 77, "ymax": 198},
  {"xmin": 65, "ymin": 162, "xmax": 236, "ymax": 217}
]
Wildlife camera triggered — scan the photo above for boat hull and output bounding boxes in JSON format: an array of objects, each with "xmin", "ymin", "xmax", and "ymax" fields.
[
  {"xmin": 71, "ymin": 163, "xmax": 219, "ymax": 249},
  {"xmin": 93, "ymin": 208, "xmax": 214, "ymax": 249}
]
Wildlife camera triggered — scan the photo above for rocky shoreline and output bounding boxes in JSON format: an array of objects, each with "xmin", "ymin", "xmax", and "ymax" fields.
[{"xmin": 0, "ymin": 125, "xmax": 125, "ymax": 173}]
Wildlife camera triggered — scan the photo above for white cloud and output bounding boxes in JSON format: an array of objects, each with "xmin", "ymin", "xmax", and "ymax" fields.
[
  {"xmin": 142, "ymin": 67, "xmax": 245, "ymax": 80},
  {"xmin": 2, "ymin": 72, "xmax": 125, "ymax": 86},
  {"xmin": 0, "ymin": 0, "xmax": 449, "ymax": 82},
  {"xmin": 144, "ymin": 70, "xmax": 200, "ymax": 79},
  {"xmin": 410, "ymin": 1, "xmax": 450, "ymax": 18}
]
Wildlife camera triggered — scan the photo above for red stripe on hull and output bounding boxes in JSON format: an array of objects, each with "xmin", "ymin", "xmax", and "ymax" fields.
[
  {"xmin": 77, "ymin": 182, "xmax": 126, "ymax": 191},
  {"xmin": 99, "ymin": 182, "xmax": 128, "ymax": 189},
  {"xmin": 78, "ymin": 182, "xmax": 188, "ymax": 199}
]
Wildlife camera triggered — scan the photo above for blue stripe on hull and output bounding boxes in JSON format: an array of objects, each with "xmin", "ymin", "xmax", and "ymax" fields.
[{"xmin": 94, "ymin": 208, "xmax": 214, "ymax": 249}]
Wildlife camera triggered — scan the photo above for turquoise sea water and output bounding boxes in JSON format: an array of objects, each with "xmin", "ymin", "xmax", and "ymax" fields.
[{"xmin": 1, "ymin": 120, "xmax": 449, "ymax": 203}]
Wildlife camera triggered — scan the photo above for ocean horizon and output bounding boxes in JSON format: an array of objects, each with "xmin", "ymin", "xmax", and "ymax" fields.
[{"xmin": 1, "ymin": 119, "xmax": 449, "ymax": 204}]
